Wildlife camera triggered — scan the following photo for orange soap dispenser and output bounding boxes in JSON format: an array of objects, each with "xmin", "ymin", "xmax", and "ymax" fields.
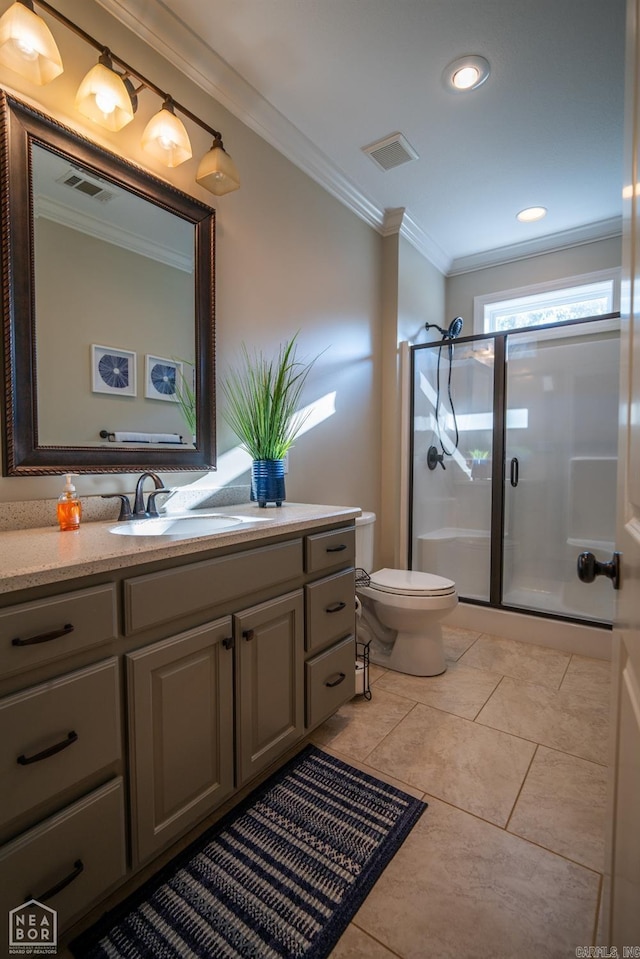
[{"xmin": 57, "ymin": 474, "xmax": 82, "ymax": 531}]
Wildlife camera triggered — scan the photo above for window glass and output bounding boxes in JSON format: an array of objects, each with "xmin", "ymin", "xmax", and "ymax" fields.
[{"xmin": 484, "ymin": 279, "xmax": 615, "ymax": 333}]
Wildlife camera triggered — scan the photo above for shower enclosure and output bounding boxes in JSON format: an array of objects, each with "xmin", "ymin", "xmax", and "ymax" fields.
[{"xmin": 409, "ymin": 316, "xmax": 620, "ymax": 625}]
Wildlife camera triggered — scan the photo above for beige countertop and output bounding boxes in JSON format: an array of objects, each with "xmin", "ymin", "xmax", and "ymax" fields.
[{"xmin": 0, "ymin": 502, "xmax": 361, "ymax": 594}]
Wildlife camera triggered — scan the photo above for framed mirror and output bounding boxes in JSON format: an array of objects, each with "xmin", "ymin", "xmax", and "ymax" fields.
[{"xmin": 0, "ymin": 92, "xmax": 216, "ymax": 475}]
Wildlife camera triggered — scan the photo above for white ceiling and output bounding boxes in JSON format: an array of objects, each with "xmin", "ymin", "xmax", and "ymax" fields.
[{"xmin": 97, "ymin": 0, "xmax": 626, "ymax": 275}]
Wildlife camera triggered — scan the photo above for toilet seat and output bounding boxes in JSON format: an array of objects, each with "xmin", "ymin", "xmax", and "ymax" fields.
[{"xmin": 368, "ymin": 568, "xmax": 456, "ymax": 598}]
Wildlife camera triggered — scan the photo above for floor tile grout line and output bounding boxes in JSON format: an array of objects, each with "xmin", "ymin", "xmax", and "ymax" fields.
[
  {"xmin": 592, "ymin": 873, "xmax": 604, "ymax": 946},
  {"xmin": 504, "ymin": 743, "xmax": 539, "ymax": 832},
  {"xmin": 349, "ymin": 919, "xmax": 406, "ymax": 958},
  {"xmin": 472, "ymin": 672, "xmax": 508, "ymax": 721},
  {"xmin": 358, "ymin": 700, "xmax": 420, "ymax": 765},
  {"xmin": 420, "ymin": 790, "xmax": 605, "ymax": 877}
]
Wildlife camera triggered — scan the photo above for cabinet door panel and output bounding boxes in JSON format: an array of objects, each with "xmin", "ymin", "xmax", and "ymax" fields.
[
  {"xmin": 236, "ymin": 591, "xmax": 304, "ymax": 786},
  {"xmin": 127, "ymin": 618, "xmax": 234, "ymax": 865}
]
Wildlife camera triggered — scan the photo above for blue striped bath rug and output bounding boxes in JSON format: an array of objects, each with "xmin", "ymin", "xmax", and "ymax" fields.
[{"xmin": 71, "ymin": 744, "xmax": 426, "ymax": 959}]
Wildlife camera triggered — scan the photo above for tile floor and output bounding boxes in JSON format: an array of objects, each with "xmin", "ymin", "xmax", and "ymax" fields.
[{"xmin": 312, "ymin": 626, "xmax": 611, "ymax": 959}]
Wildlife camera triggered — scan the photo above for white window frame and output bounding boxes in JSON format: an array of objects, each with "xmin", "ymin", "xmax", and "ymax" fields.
[{"xmin": 473, "ymin": 267, "xmax": 621, "ymax": 337}]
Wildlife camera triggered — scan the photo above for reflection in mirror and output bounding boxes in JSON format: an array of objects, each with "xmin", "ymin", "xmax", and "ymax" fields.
[
  {"xmin": 1, "ymin": 92, "xmax": 216, "ymax": 475},
  {"xmin": 33, "ymin": 144, "xmax": 196, "ymax": 448}
]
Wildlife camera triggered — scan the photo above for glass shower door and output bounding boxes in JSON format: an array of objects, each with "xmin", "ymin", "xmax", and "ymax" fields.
[
  {"xmin": 411, "ymin": 338, "xmax": 496, "ymax": 601},
  {"xmin": 503, "ymin": 325, "xmax": 620, "ymax": 623}
]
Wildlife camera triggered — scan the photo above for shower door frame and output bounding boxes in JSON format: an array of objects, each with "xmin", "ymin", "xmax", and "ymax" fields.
[{"xmin": 408, "ymin": 311, "xmax": 620, "ymax": 627}]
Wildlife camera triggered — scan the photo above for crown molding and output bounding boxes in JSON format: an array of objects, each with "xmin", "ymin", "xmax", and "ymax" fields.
[
  {"xmin": 399, "ymin": 211, "xmax": 452, "ymax": 274},
  {"xmin": 448, "ymin": 217, "xmax": 623, "ymax": 276},
  {"xmin": 35, "ymin": 195, "xmax": 193, "ymax": 271},
  {"xmin": 93, "ymin": 0, "xmax": 385, "ymax": 232}
]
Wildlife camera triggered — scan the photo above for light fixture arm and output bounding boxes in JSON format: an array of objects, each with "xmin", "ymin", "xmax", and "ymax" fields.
[{"xmin": 30, "ymin": 0, "xmax": 226, "ymax": 143}]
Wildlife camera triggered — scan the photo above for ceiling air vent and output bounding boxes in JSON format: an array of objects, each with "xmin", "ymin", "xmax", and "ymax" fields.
[
  {"xmin": 362, "ymin": 133, "xmax": 419, "ymax": 171},
  {"xmin": 57, "ymin": 167, "xmax": 115, "ymax": 202}
]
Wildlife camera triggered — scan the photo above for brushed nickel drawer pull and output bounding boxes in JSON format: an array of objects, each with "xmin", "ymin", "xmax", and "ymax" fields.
[
  {"xmin": 243, "ymin": 630, "xmax": 255, "ymax": 642},
  {"xmin": 29, "ymin": 859, "xmax": 84, "ymax": 903},
  {"xmin": 12, "ymin": 623, "xmax": 74, "ymax": 647},
  {"xmin": 325, "ymin": 672, "xmax": 346, "ymax": 688},
  {"xmin": 326, "ymin": 602, "xmax": 347, "ymax": 613},
  {"xmin": 17, "ymin": 730, "xmax": 78, "ymax": 765},
  {"xmin": 326, "ymin": 544, "xmax": 347, "ymax": 552}
]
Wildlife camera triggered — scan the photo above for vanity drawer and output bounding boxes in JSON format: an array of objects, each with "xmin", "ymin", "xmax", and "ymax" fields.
[
  {"xmin": 305, "ymin": 527, "xmax": 355, "ymax": 575},
  {"xmin": 0, "ymin": 778, "xmax": 126, "ymax": 934},
  {"xmin": 125, "ymin": 539, "xmax": 303, "ymax": 634},
  {"xmin": 0, "ymin": 583, "xmax": 118, "ymax": 678},
  {"xmin": 305, "ymin": 569, "xmax": 355, "ymax": 654},
  {"xmin": 305, "ymin": 635, "xmax": 355, "ymax": 729},
  {"xmin": 0, "ymin": 658, "xmax": 121, "ymax": 830}
]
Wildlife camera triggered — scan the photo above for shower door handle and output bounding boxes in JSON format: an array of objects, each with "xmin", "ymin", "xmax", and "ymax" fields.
[
  {"xmin": 576, "ymin": 551, "xmax": 621, "ymax": 590},
  {"xmin": 509, "ymin": 457, "xmax": 519, "ymax": 487}
]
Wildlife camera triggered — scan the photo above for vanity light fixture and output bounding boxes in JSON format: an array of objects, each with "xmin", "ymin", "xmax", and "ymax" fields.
[
  {"xmin": 516, "ymin": 206, "xmax": 547, "ymax": 222},
  {"xmin": 0, "ymin": 0, "xmax": 62, "ymax": 85},
  {"xmin": 141, "ymin": 97, "xmax": 192, "ymax": 167},
  {"xmin": 443, "ymin": 55, "xmax": 490, "ymax": 92},
  {"xmin": 196, "ymin": 133, "xmax": 240, "ymax": 195},
  {"xmin": 0, "ymin": 0, "xmax": 240, "ymax": 194},
  {"xmin": 75, "ymin": 49, "xmax": 137, "ymax": 132}
]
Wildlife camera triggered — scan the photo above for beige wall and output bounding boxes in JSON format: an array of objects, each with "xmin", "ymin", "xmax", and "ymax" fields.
[
  {"xmin": 0, "ymin": 0, "xmax": 383, "ymax": 514},
  {"xmin": 377, "ymin": 233, "xmax": 446, "ymax": 567},
  {"xmin": 446, "ymin": 236, "xmax": 622, "ymax": 327}
]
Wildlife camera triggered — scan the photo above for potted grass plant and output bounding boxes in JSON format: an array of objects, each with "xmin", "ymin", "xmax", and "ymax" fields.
[{"xmin": 222, "ymin": 334, "xmax": 318, "ymax": 506}]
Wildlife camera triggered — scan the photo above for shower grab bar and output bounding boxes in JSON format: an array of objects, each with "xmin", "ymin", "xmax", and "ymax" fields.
[{"xmin": 510, "ymin": 457, "xmax": 519, "ymax": 487}]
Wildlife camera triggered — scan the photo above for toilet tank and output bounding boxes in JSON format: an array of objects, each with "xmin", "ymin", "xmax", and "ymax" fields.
[{"xmin": 355, "ymin": 511, "xmax": 376, "ymax": 571}]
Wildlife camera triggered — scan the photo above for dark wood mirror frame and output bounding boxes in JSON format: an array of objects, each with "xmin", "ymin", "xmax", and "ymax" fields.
[{"xmin": 0, "ymin": 92, "xmax": 216, "ymax": 475}]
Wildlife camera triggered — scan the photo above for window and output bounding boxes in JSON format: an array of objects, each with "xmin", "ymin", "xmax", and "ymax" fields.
[{"xmin": 474, "ymin": 268, "xmax": 620, "ymax": 335}]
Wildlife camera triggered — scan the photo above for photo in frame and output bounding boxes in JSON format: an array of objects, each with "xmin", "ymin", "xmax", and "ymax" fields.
[
  {"xmin": 91, "ymin": 344, "xmax": 137, "ymax": 397},
  {"xmin": 145, "ymin": 354, "xmax": 183, "ymax": 402}
]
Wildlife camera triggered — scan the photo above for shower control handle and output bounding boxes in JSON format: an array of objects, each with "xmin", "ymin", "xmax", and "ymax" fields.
[
  {"xmin": 427, "ymin": 445, "xmax": 446, "ymax": 471},
  {"xmin": 577, "ymin": 551, "xmax": 621, "ymax": 590}
]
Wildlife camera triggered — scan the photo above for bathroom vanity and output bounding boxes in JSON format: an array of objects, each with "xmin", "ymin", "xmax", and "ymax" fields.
[{"xmin": 0, "ymin": 503, "xmax": 358, "ymax": 940}]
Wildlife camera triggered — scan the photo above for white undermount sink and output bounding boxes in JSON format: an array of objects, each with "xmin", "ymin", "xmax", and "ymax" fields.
[{"xmin": 109, "ymin": 512, "xmax": 265, "ymax": 539}]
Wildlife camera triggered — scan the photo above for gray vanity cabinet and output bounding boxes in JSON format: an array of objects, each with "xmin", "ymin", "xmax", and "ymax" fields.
[
  {"xmin": 126, "ymin": 618, "xmax": 235, "ymax": 865},
  {"xmin": 0, "ymin": 514, "xmax": 356, "ymax": 941},
  {"xmin": 235, "ymin": 590, "xmax": 305, "ymax": 786}
]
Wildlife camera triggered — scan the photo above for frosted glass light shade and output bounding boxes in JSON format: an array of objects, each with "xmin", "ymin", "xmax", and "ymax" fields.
[
  {"xmin": 0, "ymin": 1, "xmax": 63, "ymax": 85},
  {"xmin": 142, "ymin": 106, "xmax": 192, "ymax": 167},
  {"xmin": 75, "ymin": 61, "xmax": 134, "ymax": 131},
  {"xmin": 196, "ymin": 139, "xmax": 240, "ymax": 196}
]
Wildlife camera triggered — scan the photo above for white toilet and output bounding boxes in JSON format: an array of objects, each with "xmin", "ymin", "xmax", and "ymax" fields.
[{"xmin": 355, "ymin": 511, "xmax": 457, "ymax": 676}]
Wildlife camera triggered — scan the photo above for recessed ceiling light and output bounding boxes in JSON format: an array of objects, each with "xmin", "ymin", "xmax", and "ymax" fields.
[
  {"xmin": 516, "ymin": 206, "xmax": 547, "ymax": 223},
  {"xmin": 443, "ymin": 55, "xmax": 490, "ymax": 92}
]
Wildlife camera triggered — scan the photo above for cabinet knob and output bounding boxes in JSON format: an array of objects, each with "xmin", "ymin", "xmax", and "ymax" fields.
[
  {"xmin": 243, "ymin": 630, "xmax": 255, "ymax": 642},
  {"xmin": 222, "ymin": 637, "xmax": 234, "ymax": 650}
]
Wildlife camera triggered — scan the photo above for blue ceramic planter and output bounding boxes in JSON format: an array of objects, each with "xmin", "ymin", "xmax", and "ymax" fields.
[{"xmin": 251, "ymin": 459, "xmax": 286, "ymax": 507}]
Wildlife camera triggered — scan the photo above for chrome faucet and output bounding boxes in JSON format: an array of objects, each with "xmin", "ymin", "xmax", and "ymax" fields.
[{"xmin": 133, "ymin": 471, "xmax": 165, "ymax": 518}]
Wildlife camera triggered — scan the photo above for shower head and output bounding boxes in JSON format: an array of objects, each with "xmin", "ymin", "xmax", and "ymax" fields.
[
  {"xmin": 425, "ymin": 317, "xmax": 464, "ymax": 340},
  {"xmin": 448, "ymin": 317, "xmax": 464, "ymax": 339}
]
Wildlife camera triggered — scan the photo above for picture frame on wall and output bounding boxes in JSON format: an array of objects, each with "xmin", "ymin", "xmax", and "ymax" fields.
[
  {"xmin": 145, "ymin": 354, "xmax": 183, "ymax": 402},
  {"xmin": 91, "ymin": 344, "xmax": 137, "ymax": 397}
]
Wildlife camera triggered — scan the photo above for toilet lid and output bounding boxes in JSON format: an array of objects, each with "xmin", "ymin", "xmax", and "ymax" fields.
[{"xmin": 369, "ymin": 568, "xmax": 456, "ymax": 597}]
